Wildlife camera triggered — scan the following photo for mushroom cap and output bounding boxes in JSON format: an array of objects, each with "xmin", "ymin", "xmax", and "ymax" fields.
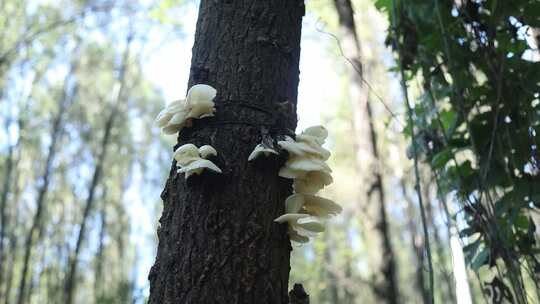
[
  {"xmin": 302, "ymin": 125, "xmax": 328, "ymax": 141},
  {"xmin": 177, "ymin": 158, "xmax": 222, "ymax": 179},
  {"xmin": 293, "ymin": 171, "xmax": 333, "ymax": 194},
  {"xmin": 155, "ymin": 110, "xmax": 173, "ymax": 127},
  {"xmin": 288, "ymin": 229, "xmax": 310, "ymax": 243},
  {"xmin": 165, "ymin": 99, "xmax": 186, "ymax": 114},
  {"xmin": 248, "ymin": 144, "xmax": 278, "ymax": 161},
  {"xmin": 274, "ymin": 213, "xmax": 309, "ymax": 224},
  {"xmin": 186, "ymin": 84, "xmax": 217, "ymax": 107},
  {"xmin": 285, "ymin": 194, "xmax": 305, "ymax": 213},
  {"xmin": 278, "ymin": 136, "xmax": 330, "ymax": 160},
  {"xmin": 187, "ymin": 84, "xmax": 217, "ymax": 104},
  {"xmin": 169, "ymin": 109, "xmax": 189, "ymax": 125},
  {"xmin": 285, "ymin": 193, "xmax": 341, "ymax": 218},
  {"xmin": 156, "ymin": 85, "xmax": 217, "ymax": 135},
  {"xmin": 162, "ymin": 124, "xmax": 184, "ymax": 135},
  {"xmin": 302, "ymin": 194, "xmax": 342, "ymax": 217},
  {"xmin": 174, "ymin": 144, "xmax": 199, "ymax": 157},
  {"xmin": 199, "ymin": 145, "xmax": 218, "ymax": 159},
  {"xmin": 285, "ymin": 156, "xmax": 332, "ymax": 173},
  {"xmin": 155, "ymin": 100, "xmax": 188, "ymax": 126},
  {"xmin": 295, "ymin": 216, "xmax": 326, "ymax": 234},
  {"xmin": 174, "ymin": 144, "xmax": 199, "ymax": 165},
  {"xmin": 274, "ymin": 211, "xmax": 326, "ymax": 238},
  {"xmin": 188, "ymin": 101, "xmax": 215, "ymax": 119},
  {"xmin": 186, "ymin": 84, "xmax": 217, "ymax": 119}
]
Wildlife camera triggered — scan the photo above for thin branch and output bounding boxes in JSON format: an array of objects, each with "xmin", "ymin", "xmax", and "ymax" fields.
[
  {"xmin": 314, "ymin": 20, "xmax": 405, "ymax": 128},
  {"xmin": 388, "ymin": 1, "xmax": 435, "ymax": 303}
]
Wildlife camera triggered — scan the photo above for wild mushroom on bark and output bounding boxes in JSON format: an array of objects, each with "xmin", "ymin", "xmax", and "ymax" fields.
[
  {"xmin": 173, "ymin": 143, "xmax": 222, "ymax": 179},
  {"xmin": 155, "ymin": 84, "xmax": 217, "ymax": 134}
]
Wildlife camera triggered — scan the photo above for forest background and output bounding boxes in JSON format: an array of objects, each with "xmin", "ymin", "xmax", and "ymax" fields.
[{"xmin": 0, "ymin": 0, "xmax": 538, "ymax": 303}]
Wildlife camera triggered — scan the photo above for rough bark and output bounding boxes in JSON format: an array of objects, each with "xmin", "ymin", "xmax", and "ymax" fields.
[
  {"xmin": 63, "ymin": 36, "xmax": 131, "ymax": 304},
  {"xmin": 332, "ymin": 0, "xmax": 399, "ymax": 303},
  {"xmin": 148, "ymin": 1, "xmax": 305, "ymax": 303}
]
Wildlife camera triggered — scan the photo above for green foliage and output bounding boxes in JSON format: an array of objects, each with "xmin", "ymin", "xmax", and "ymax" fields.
[{"xmin": 377, "ymin": 0, "xmax": 540, "ymax": 302}]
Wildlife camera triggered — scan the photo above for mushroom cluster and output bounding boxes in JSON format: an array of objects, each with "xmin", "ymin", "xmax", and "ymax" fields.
[
  {"xmin": 155, "ymin": 84, "xmax": 217, "ymax": 134},
  {"xmin": 174, "ymin": 144, "xmax": 222, "ymax": 179},
  {"xmin": 275, "ymin": 126, "xmax": 341, "ymax": 243}
]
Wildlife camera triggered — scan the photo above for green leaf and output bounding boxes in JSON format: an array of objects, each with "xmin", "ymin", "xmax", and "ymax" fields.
[
  {"xmin": 374, "ymin": 0, "xmax": 392, "ymax": 11},
  {"xmin": 471, "ymin": 248, "xmax": 490, "ymax": 271},
  {"xmin": 431, "ymin": 148, "xmax": 452, "ymax": 169},
  {"xmin": 514, "ymin": 215, "xmax": 530, "ymax": 231}
]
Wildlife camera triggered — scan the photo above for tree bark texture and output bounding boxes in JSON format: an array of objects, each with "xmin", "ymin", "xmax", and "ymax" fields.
[
  {"xmin": 148, "ymin": 1, "xmax": 305, "ymax": 303},
  {"xmin": 332, "ymin": 0, "xmax": 399, "ymax": 303}
]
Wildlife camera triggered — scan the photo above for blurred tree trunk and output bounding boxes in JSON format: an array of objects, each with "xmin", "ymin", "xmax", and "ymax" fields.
[
  {"xmin": 323, "ymin": 238, "xmax": 340, "ymax": 304},
  {"xmin": 2, "ymin": 164, "xmax": 21, "ymax": 304},
  {"xmin": 424, "ymin": 189, "xmax": 456, "ymax": 302},
  {"xmin": 16, "ymin": 45, "xmax": 81, "ymax": 304},
  {"xmin": 63, "ymin": 36, "xmax": 132, "ymax": 304},
  {"xmin": 332, "ymin": 0, "xmax": 399, "ymax": 303},
  {"xmin": 0, "ymin": 105, "xmax": 15, "ymax": 297},
  {"xmin": 94, "ymin": 192, "xmax": 107, "ymax": 303},
  {"xmin": 401, "ymin": 180, "xmax": 429, "ymax": 304},
  {"xmin": 148, "ymin": 1, "xmax": 305, "ymax": 303},
  {"xmin": 2, "ymin": 56, "xmax": 48, "ymax": 301}
]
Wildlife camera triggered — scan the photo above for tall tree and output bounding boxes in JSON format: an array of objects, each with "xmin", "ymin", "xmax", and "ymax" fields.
[
  {"xmin": 16, "ymin": 41, "xmax": 81, "ymax": 304},
  {"xmin": 331, "ymin": 0, "xmax": 399, "ymax": 302},
  {"xmin": 63, "ymin": 34, "xmax": 132, "ymax": 304},
  {"xmin": 148, "ymin": 1, "xmax": 305, "ymax": 303},
  {"xmin": 401, "ymin": 180, "xmax": 428, "ymax": 303}
]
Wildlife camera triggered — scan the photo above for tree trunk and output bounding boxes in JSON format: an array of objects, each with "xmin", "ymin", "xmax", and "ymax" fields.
[
  {"xmin": 0, "ymin": 54, "xmax": 46, "ymax": 299},
  {"xmin": 2, "ymin": 154, "xmax": 23, "ymax": 304},
  {"xmin": 16, "ymin": 45, "xmax": 81, "ymax": 304},
  {"xmin": 401, "ymin": 180, "xmax": 429, "ymax": 304},
  {"xmin": 63, "ymin": 36, "xmax": 132, "ymax": 304},
  {"xmin": 0, "ymin": 109, "xmax": 15, "ymax": 297},
  {"xmin": 424, "ymin": 188, "xmax": 456, "ymax": 302},
  {"xmin": 94, "ymin": 192, "xmax": 107, "ymax": 303},
  {"xmin": 148, "ymin": 1, "xmax": 305, "ymax": 303},
  {"xmin": 332, "ymin": 0, "xmax": 399, "ymax": 303}
]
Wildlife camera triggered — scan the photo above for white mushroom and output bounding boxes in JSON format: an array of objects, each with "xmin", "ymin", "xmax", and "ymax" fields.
[
  {"xmin": 177, "ymin": 159, "xmax": 222, "ymax": 179},
  {"xmin": 155, "ymin": 84, "xmax": 217, "ymax": 135},
  {"xmin": 286, "ymin": 193, "xmax": 342, "ymax": 218},
  {"xmin": 174, "ymin": 144, "xmax": 222, "ymax": 179},
  {"xmin": 274, "ymin": 125, "xmax": 339, "ymax": 244},
  {"xmin": 186, "ymin": 84, "xmax": 216, "ymax": 118},
  {"xmin": 284, "ymin": 156, "xmax": 332, "ymax": 173},
  {"xmin": 199, "ymin": 145, "xmax": 218, "ymax": 159},
  {"xmin": 274, "ymin": 213, "xmax": 325, "ymax": 241},
  {"xmin": 302, "ymin": 125, "xmax": 328, "ymax": 142},
  {"xmin": 274, "ymin": 193, "xmax": 341, "ymax": 243},
  {"xmin": 155, "ymin": 100, "xmax": 188, "ymax": 130},
  {"xmin": 173, "ymin": 144, "xmax": 200, "ymax": 166},
  {"xmin": 248, "ymin": 144, "xmax": 278, "ymax": 161},
  {"xmin": 279, "ymin": 159, "xmax": 333, "ymax": 194},
  {"xmin": 293, "ymin": 171, "xmax": 333, "ymax": 194},
  {"xmin": 278, "ymin": 136, "xmax": 330, "ymax": 160}
]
